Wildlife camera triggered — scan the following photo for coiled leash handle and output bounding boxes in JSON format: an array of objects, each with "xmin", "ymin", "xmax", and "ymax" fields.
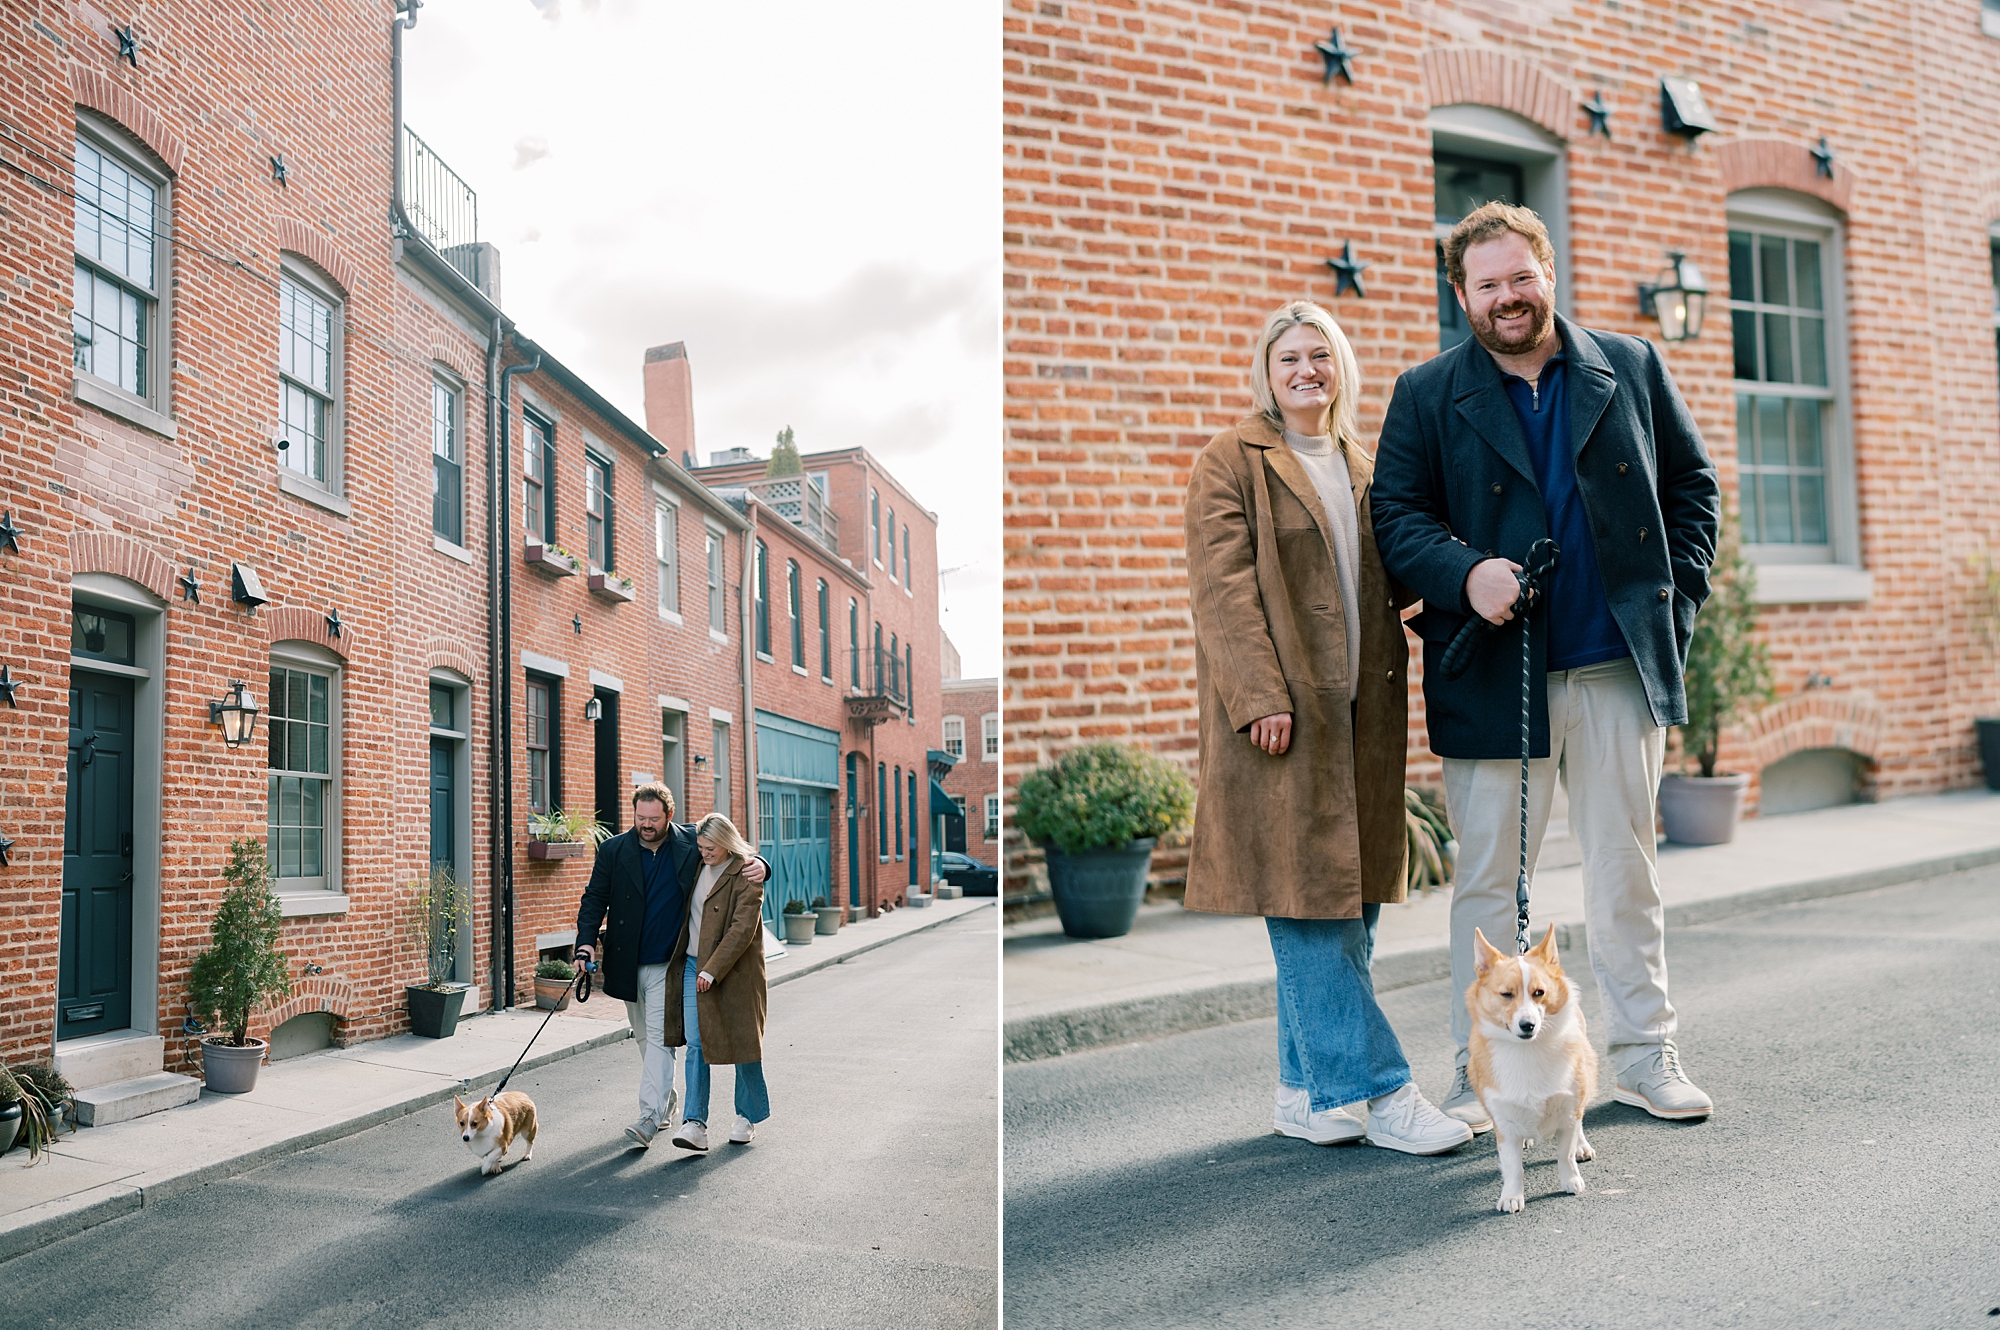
[
  {"xmin": 1437, "ymin": 539, "xmax": 1561, "ymax": 682},
  {"xmin": 575, "ymin": 956, "xmax": 596, "ymax": 1004}
]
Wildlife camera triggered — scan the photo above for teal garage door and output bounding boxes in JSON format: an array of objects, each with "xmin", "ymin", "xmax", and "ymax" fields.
[{"xmin": 754, "ymin": 710, "xmax": 838, "ymax": 929}]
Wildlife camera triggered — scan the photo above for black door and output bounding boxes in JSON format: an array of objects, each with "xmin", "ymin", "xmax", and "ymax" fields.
[
  {"xmin": 593, "ymin": 689, "xmax": 621, "ymax": 834},
  {"xmin": 61, "ymin": 671, "xmax": 135, "ymax": 1038},
  {"xmin": 945, "ymin": 807, "xmax": 967, "ymax": 854},
  {"xmin": 430, "ymin": 738, "xmax": 454, "ymax": 870}
]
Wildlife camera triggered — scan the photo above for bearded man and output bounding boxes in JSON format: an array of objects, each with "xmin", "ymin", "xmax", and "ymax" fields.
[{"xmin": 1371, "ymin": 201, "xmax": 1722, "ymax": 1128}]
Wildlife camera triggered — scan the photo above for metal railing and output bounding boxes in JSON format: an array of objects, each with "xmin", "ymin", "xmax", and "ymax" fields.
[
  {"xmin": 744, "ymin": 474, "xmax": 840, "ymax": 555},
  {"xmin": 852, "ymin": 644, "xmax": 907, "ymax": 705},
  {"xmin": 401, "ymin": 127, "xmax": 480, "ymax": 287}
]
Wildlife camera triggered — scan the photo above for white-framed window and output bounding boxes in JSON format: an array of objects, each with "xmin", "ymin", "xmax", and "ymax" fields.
[
  {"xmin": 753, "ymin": 539, "xmax": 771, "ymax": 658},
  {"xmin": 660, "ymin": 707, "xmax": 686, "ymax": 817},
  {"xmin": 817, "ymin": 579, "xmax": 831, "ymax": 680},
  {"xmin": 1728, "ymin": 190, "xmax": 1861, "ymax": 599},
  {"xmin": 871, "ymin": 488, "xmax": 881, "ymax": 564},
  {"xmin": 984, "ymin": 794, "xmax": 1000, "ymax": 841},
  {"xmin": 522, "ymin": 409, "xmax": 555, "ymax": 545},
  {"xmin": 72, "ymin": 120, "xmax": 168, "ymax": 416},
  {"xmin": 849, "ymin": 598, "xmax": 860, "ymax": 688},
  {"xmin": 432, "ymin": 376, "xmax": 462, "ymax": 545},
  {"xmin": 526, "ymin": 674, "xmax": 558, "ymax": 814},
  {"xmin": 942, "ymin": 715, "xmax": 965, "ymax": 759},
  {"xmin": 1985, "ymin": 0, "xmax": 2000, "ymax": 38},
  {"xmin": 1430, "ymin": 105, "xmax": 1569, "ymax": 353},
  {"xmin": 903, "ymin": 523, "xmax": 912, "ymax": 589},
  {"xmin": 655, "ymin": 500, "xmax": 679, "ymax": 616},
  {"xmin": 705, "ymin": 526, "xmax": 726, "ymax": 636},
  {"xmin": 788, "ymin": 559, "xmax": 804, "ymax": 668},
  {"xmin": 711, "ymin": 721, "xmax": 730, "ymax": 817},
  {"xmin": 268, "ymin": 646, "xmax": 342, "ymax": 893},
  {"xmin": 887, "ymin": 507, "xmax": 898, "ymax": 582},
  {"xmin": 278, "ymin": 265, "xmax": 341, "ymax": 490},
  {"xmin": 585, "ymin": 451, "xmax": 615, "ymax": 571},
  {"xmin": 981, "ymin": 712, "xmax": 999, "ymax": 760}
]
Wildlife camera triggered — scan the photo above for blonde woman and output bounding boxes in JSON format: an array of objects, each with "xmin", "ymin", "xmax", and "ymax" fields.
[
  {"xmin": 1182, "ymin": 300, "xmax": 1470, "ymax": 1155},
  {"xmin": 666, "ymin": 813, "xmax": 770, "ymax": 1150}
]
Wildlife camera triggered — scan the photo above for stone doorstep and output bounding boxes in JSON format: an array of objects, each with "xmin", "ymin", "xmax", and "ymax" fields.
[
  {"xmin": 72, "ymin": 1072, "xmax": 202, "ymax": 1127},
  {"xmin": 53, "ymin": 1032, "xmax": 166, "ymax": 1092}
]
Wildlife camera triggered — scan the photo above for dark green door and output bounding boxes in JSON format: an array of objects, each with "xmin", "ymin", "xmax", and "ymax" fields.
[
  {"xmin": 430, "ymin": 738, "xmax": 453, "ymax": 870},
  {"xmin": 61, "ymin": 671, "xmax": 135, "ymax": 1038},
  {"xmin": 846, "ymin": 753, "xmax": 861, "ymax": 910}
]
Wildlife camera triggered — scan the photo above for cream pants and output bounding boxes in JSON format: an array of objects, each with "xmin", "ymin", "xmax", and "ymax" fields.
[{"xmin": 625, "ymin": 961, "xmax": 684, "ymax": 1127}]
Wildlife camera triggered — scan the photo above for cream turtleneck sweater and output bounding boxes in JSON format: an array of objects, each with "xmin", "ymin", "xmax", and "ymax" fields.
[{"xmin": 1281, "ymin": 428, "xmax": 1362, "ymax": 701}]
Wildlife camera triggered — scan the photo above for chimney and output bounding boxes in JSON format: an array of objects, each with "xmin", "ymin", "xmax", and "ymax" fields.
[{"xmin": 643, "ymin": 341, "xmax": 696, "ymax": 462}]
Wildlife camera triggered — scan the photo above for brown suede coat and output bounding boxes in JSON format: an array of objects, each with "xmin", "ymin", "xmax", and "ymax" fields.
[
  {"xmin": 663, "ymin": 860, "xmax": 767, "ymax": 1065},
  {"xmin": 1184, "ymin": 414, "xmax": 1413, "ymax": 919}
]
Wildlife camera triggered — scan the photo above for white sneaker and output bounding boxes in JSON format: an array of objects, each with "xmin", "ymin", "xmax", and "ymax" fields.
[
  {"xmin": 1364, "ymin": 1084, "xmax": 1475, "ymax": 1156},
  {"xmin": 729, "ymin": 1115, "xmax": 755, "ymax": 1145},
  {"xmin": 1612, "ymin": 1041, "xmax": 1713, "ymax": 1120},
  {"xmin": 671, "ymin": 1119, "xmax": 709, "ymax": 1151},
  {"xmin": 624, "ymin": 1118, "xmax": 657, "ymax": 1148},
  {"xmin": 1271, "ymin": 1084, "xmax": 1365, "ymax": 1145},
  {"xmin": 1440, "ymin": 1064, "xmax": 1494, "ymax": 1134}
]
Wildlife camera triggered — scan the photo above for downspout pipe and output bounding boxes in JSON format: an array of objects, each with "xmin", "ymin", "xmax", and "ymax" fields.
[
  {"xmin": 742, "ymin": 508, "xmax": 757, "ymax": 890},
  {"xmin": 390, "ymin": 1, "xmax": 421, "ymax": 237},
  {"xmin": 495, "ymin": 343, "xmax": 541, "ymax": 1010},
  {"xmin": 484, "ymin": 319, "xmax": 502, "ymax": 1009}
]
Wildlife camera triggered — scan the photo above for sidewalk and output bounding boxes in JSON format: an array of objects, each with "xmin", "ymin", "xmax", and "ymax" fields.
[
  {"xmin": 0, "ymin": 896, "xmax": 993, "ymax": 1263},
  {"xmin": 1003, "ymin": 788, "xmax": 2000, "ymax": 1062}
]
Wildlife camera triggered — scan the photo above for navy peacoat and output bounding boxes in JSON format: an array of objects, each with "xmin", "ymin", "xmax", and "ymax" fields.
[
  {"xmin": 1371, "ymin": 314, "xmax": 1720, "ymax": 759},
  {"xmin": 573, "ymin": 824, "xmax": 723, "ymax": 1003}
]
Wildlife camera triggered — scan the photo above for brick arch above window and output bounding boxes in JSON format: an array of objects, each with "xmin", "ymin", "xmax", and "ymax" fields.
[
  {"xmin": 1717, "ymin": 138, "xmax": 1855, "ymax": 215},
  {"xmin": 265, "ymin": 605, "xmax": 358, "ymax": 662},
  {"xmin": 423, "ymin": 638, "xmax": 479, "ymax": 684},
  {"xmin": 67, "ymin": 530, "xmax": 178, "ymax": 603},
  {"xmin": 68, "ymin": 65, "xmax": 185, "ymax": 175},
  {"xmin": 254, "ymin": 975, "xmax": 357, "ymax": 1044},
  {"xmin": 1736, "ymin": 691, "xmax": 1884, "ymax": 771},
  {"xmin": 1419, "ymin": 48, "xmax": 1574, "ymax": 142},
  {"xmin": 275, "ymin": 217, "xmax": 357, "ymax": 299}
]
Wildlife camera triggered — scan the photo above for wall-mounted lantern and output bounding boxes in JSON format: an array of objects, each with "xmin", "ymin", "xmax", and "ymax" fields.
[
  {"xmin": 231, "ymin": 562, "xmax": 269, "ymax": 610},
  {"xmin": 1660, "ymin": 78, "xmax": 1716, "ymax": 140},
  {"xmin": 1637, "ymin": 251, "xmax": 1709, "ymax": 342},
  {"xmin": 582, "ymin": 696, "xmax": 604, "ymax": 723},
  {"xmin": 208, "ymin": 679, "xmax": 261, "ymax": 748}
]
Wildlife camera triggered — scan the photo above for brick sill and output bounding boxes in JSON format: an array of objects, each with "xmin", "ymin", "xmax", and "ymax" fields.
[{"xmin": 278, "ymin": 892, "xmax": 349, "ymax": 918}]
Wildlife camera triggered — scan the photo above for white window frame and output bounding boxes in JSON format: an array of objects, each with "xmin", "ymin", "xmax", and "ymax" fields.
[
  {"xmin": 871, "ymin": 488, "xmax": 882, "ymax": 565},
  {"xmin": 984, "ymin": 794, "xmax": 1000, "ymax": 842},
  {"xmin": 705, "ymin": 524, "xmax": 727, "ymax": 640},
  {"xmin": 711, "ymin": 720, "xmax": 731, "ymax": 817},
  {"xmin": 942, "ymin": 715, "xmax": 965, "ymax": 759},
  {"xmin": 1727, "ymin": 190, "xmax": 1868, "ymax": 604},
  {"xmin": 887, "ymin": 507, "xmax": 898, "ymax": 582},
  {"xmin": 981, "ymin": 712, "xmax": 999, "ymax": 760},
  {"xmin": 522, "ymin": 407, "xmax": 556, "ymax": 547},
  {"xmin": 1428, "ymin": 105, "xmax": 1571, "ymax": 331},
  {"xmin": 268, "ymin": 642, "xmax": 343, "ymax": 899},
  {"xmin": 903, "ymin": 523, "xmax": 912, "ymax": 592},
  {"xmin": 71, "ymin": 113, "xmax": 173, "ymax": 433},
  {"xmin": 431, "ymin": 372, "xmax": 464, "ymax": 548},
  {"xmin": 584, "ymin": 448, "xmax": 615, "ymax": 573},
  {"xmin": 276, "ymin": 259, "xmax": 345, "ymax": 503},
  {"xmin": 654, "ymin": 494, "xmax": 681, "ymax": 621},
  {"xmin": 788, "ymin": 558, "xmax": 805, "ymax": 671},
  {"xmin": 660, "ymin": 706, "xmax": 686, "ymax": 819}
]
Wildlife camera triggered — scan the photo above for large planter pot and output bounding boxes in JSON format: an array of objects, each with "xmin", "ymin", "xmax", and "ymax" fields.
[
  {"xmin": 814, "ymin": 905, "xmax": 842, "ymax": 935},
  {"xmin": 201, "ymin": 1038, "xmax": 268, "ymax": 1094},
  {"xmin": 782, "ymin": 912, "xmax": 816, "ymax": 945},
  {"xmin": 1976, "ymin": 718, "xmax": 2000, "ymax": 793},
  {"xmin": 1658, "ymin": 773, "xmax": 1750, "ymax": 845},
  {"xmin": 1045, "ymin": 837, "xmax": 1156, "ymax": 939},
  {"xmin": 527, "ymin": 839, "xmax": 586, "ymax": 861},
  {"xmin": 0, "ymin": 1099, "xmax": 21, "ymax": 1154},
  {"xmin": 533, "ymin": 977, "xmax": 572, "ymax": 1012},
  {"xmin": 407, "ymin": 983, "xmax": 471, "ymax": 1038}
]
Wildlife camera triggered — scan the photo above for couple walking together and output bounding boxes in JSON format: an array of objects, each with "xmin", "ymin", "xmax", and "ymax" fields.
[
  {"xmin": 1186, "ymin": 201, "xmax": 1722, "ymax": 1154},
  {"xmin": 573, "ymin": 783, "xmax": 773, "ymax": 1153}
]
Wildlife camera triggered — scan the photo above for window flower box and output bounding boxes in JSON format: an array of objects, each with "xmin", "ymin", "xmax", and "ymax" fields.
[
  {"xmin": 524, "ymin": 543, "xmax": 579, "ymax": 577},
  {"xmin": 588, "ymin": 571, "xmax": 636, "ymax": 603},
  {"xmin": 526, "ymin": 839, "xmax": 586, "ymax": 861}
]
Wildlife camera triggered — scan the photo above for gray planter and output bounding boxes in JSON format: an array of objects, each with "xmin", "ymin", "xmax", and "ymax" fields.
[
  {"xmin": 1976, "ymin": 718, "xmax": 2000, "ymax": 792},
  {"xmin": 782, "ymin": 911, "xmax": 816, "ymax": 945},
  {"xmin": 201, "ymin": 1038, "xmax": 268, "ymax": 1094},
  {"xmin": 407, "ymin": 984, "xmax": 470, "ymax": 1038},
  {"xmin": 814, "ymin": 905, "xmax": 842, "ymax": 935},
  {"xmin": 0, "ymin": 1099, "xmax": 20, "ymax": 1154},
  {"xmin": 1045, "ymin": 838, "xmax": 1156, "ymax": 939},
  {"xmin": 1658, "ymin": 773, "xmax": 1750, "ymax": 845}
]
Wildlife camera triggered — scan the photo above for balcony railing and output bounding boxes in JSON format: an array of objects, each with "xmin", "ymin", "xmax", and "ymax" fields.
[
  {"xmin": 401, "ymin": 126, "xmax": 481, "ymax": 288},
  {"xmin": 844, "ymin": 644, "xmax": 907, "ymax": 727},
  {"xmin": 744, "ymin": 474, "xmax": 840, "ymax": 556}
]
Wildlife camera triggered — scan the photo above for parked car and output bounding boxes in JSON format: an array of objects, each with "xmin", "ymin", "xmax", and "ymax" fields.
[{"xmin": 938, "ymin": 852, "xmax": 998, "ymax": 896}]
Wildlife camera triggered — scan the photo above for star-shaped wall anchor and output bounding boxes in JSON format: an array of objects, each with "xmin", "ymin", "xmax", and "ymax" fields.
[
  {"xmin": 1326, "ymin": 241, "xmax": 1371, "ymax": 298},
  {"xmin": 1314, "ymin": 27, "xmax": 1356, "ymax": 85},
  {"xmin": 1810, "ymin": 136, "xmax": 1835, "ymax": 179},
  {"xmin": 271, "ymin": 154, "xmax": 288, "ymax": 186},
  {"xmin": 115, "ymin": 25, "xmax": 139, "ymax": 68},
  {"xmin": 179, "ymin": 568, "xmax": 200, "ymax": 603},
  {"xmin": 1583, "ymin": 89, "xmax": 1613, "ymax": 139},
  {"xmin": 0, "ymin": 510, "xmax": 21, "ymax": 556},
  {"xmin": 0, "ymin": 665, "xmax": 19, "ymax": 707},
  {"xmin": 324, "ymin": 607, "xmax": 344, "ymax": 638},
  {"xmin": 0, "ymin": 833, "xmax": 14, "ymax": 867},
  {"xmin": 572, "ymin": 613, "xmax": 584, "ymax": 635}
]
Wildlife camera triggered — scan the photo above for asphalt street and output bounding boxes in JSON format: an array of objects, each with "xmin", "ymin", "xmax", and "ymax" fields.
[
  {"xmin": 4, "ymin": 909, "xmax": 998, "ymax": 1330},
  {"xmin": 1004, "ymin": 865, "xmax": 2000, "ymax": 1330}
]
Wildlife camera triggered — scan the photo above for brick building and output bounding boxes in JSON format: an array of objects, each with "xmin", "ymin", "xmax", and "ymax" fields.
[
  {"xmin": 1003, "ymin": 0, "xmax": 2000, "ymax": 886},
  {"xmin": 687, "ymin": 437, "xmax": 948, "ymax": 912},
  {"xmin": 940, "ymin": 677, "xmax": 1002, "ymax": 860}
]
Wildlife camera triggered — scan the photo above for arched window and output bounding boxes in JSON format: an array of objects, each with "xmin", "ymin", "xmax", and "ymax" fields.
[{"xmin": 73, "ymin": 116, "xmax": 171, "ymax": 422}]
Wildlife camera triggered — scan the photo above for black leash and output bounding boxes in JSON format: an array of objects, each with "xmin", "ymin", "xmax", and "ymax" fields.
[
  {"xmin": 1437, "ymin": 539, "xmax": 1560, "ymax": 955},
  {"xmin": 489, "ymin": 958, "xmax": 595, "ymax": 1099}
]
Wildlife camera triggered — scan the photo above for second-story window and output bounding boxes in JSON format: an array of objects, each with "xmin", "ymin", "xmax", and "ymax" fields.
[
  {"xmin": 522, "ymin": 409, "xmax": 556, "ymax": 545},
  {"xmin": 788, "ymin": 560, "xmax": 804, "ymax": 667},
  {"xmin": 903, "ymin": 524, "xmax": 912, "ymax": 588},
  {"xmin": 887, "ymin": 507, "xmax": 897, "ymax": 582},
  {"xmin": 754, "ymin": 538, "xmax": 770, "ymax": 656},
  {"xmin": 905, "ymin": 643, "xmax": 915, "ymax": 718},
  {"xmin": 585, "ymin": 452, "xmax": 615, "ymax": 570},
  {"xmin": 982, "ymin": 712, "xmax": 999, "ymax": 759},
  {"xmin": 849, "ymin": 598, "xmax": 860, "ymax": 687},
  {"xmin": 432, "ymin": 378, "xmax": 461, "ymax": 545},
  {"xmin": 278, "ymin": 271, "xmax": 339, "ymax": 488},
  {"xmin": 817, "ymin": 579, "xmax": 831, "ymax": 680},
  {"xmin": 874, "ymin": 621, "xmax": 884, "ymax": 692},
  {"xmin": 871, "ymin": 488, "xmax": 881, "ymax": 563},
  {"xmin": 942, "ymin": 715, "xmax": 964, "ymax": 758},
  {"xmin": 72, "ymin": 127, "xmax": 167, "ymax": 413},
  {"xmin": 706, "ymin": 527, "xmax": 725, "ymax": 635},
  {"xmin": 655, "ymin": 501, "xmax": 679, "ymax": 615}
]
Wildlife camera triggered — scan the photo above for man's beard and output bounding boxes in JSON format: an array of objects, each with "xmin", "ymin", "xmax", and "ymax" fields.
[{"xmin": 1468, "ymin": 294, "xmax": 1555, "ymax": 357}]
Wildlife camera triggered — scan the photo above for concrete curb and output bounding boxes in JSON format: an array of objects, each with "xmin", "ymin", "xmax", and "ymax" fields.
[
  {"xmin": 1002, "ymin": 847, "xmax": 2000, "ymax": 1063},
  {"xmin": 769, "ymin": 899, "xmax": 994, "ymax": 990}
]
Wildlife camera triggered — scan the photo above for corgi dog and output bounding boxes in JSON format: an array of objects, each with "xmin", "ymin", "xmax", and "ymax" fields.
[
  {"xmin": 454, "ymin": 1091, "xmax": 538, "ymax": 1176},
  {"xmin": 1466, "ymin": 926, "xmax": 1597, "ymax": 1214}
]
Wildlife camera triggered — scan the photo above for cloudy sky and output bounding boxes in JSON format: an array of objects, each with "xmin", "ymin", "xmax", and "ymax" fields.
[{"xmin": 402, "ymin": 0, "xmax": 998, "ymax": 677}]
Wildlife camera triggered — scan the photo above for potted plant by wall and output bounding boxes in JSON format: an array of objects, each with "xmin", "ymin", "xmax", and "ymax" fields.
[
  {"xmin": 406, "ymin": 864, "xmax": 472, "ymax": 1038},
  {"xmin": 1, "ymin": 1062, "xmax": 75, "ymax": 1160},
  {"xmin": 0, "ymin": 1065, "xmax": 21, "ymax": 1156},
  {"xmin": 811, "ymin": 895, "xmax": 841, "ymax": 936},
  {"xmin": 527, "ymin": 806, "xmax": 611, "ymax": 860},
  {"xmin": 1405, "ymin": 787, "xmax": 1456, "ymax": 897},
  {"xmin": 1014, "ymin": 741, "xmax": 1196, "ymax": 939},
  {"xmin": 1971, "ymin": 550, "xmax": 2000, "ymax": 792},
  {"xmin": 533, "ymin": 957, "xmax": 575, "ymax": 1012},
  {"xmin": 186, "ymin": 838, "xmax": 293, "ymax": 1093},
  {"xmin": 1660, "ymin": 511, "xmax": 1777, "ymax": 845},
  {"xmin": 781, "ymin": 897, "xmax": 816, "ymax": 946}
]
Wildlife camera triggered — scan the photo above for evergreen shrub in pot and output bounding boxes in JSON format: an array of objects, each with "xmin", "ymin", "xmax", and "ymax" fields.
[
  {"xmin": 811, "ymin": 895, "xmax": 841, "ymax": 935},
  {"xmin": 407, "ymin": 865, "xmax": 472, "ymax": 1037},
  {"xmin": 533, "ymin": 957, "xmax": 575, "ymax": 1012},
  {"xmin": 1661, "ymin": 512, "xmax": 1776, "ymax": 844},
  {"xmin": 781, "ymin": 896, "xmax": 816, "ymax": 946},
  {"xmin": 1014, "ymin": 742, "xmax": 1196, "ymax": 939},
  {"xmin": 187, "ymin": 839, "xmax": 293, "ymax": 1093}
]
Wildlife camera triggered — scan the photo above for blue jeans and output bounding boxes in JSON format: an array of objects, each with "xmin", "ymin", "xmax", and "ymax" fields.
[
  {"xmin": 682, "ymin": 956, "xmax": 770, "ymax": 1125},
  {"xmin": 1267, "ymin": 907, "xmax": 1411, "ymax": 1111}
]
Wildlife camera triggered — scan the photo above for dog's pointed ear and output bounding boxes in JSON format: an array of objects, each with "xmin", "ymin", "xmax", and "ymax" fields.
[
  {"xmin": 1532, "ymin": 926, "xmax": 1560, "ymax": 965},
  {"xmin": 1473, "ymin": 927, "xmax": 1502, "ymax": 975},
  {"xmin": 453, "ymin": 1093, "xmax": 466, "ymax": 1111}
]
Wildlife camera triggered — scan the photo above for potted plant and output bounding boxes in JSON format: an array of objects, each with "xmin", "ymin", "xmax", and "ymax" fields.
[
  {"xmin": 781, "ymin": 897, "xmax": 816, "ymax": 946},
  {"xmin": 185, "ymin": 838, "xmax": 293, "ymax": 1093},
  {"xmin": 1, "ymin": 1062, "xmax": 74, "ymax": 1160},
  {"xmin": 0, "ymin": 1065, "xmax": 21, "ymax": 1156},
  {"xmin": 524, "ymin": 541, "xmax": 579, "ymax": 577},
  {"xmin": 406, "ymin": 864, "xmax": 472, "ymax": 1038},
  {"xmin": 1405, "ymin": 787, "xmax": 1456, "ymax": 896},
  {"xmin": 1971, "ymin": 550, "xmax": 2000, "ymax": 791},
  {"xmin": 588, "ymin": 570, "xmax": 637, "ymax": 602},
  {"xmin": 812, "ymin": 895, "xmax": 841, "ymax": 935},
  {"xmin": 534, "ymin": 957, "xmax": 576, "ymax": 1011},
  {"xmin": 1660, "ymin": 510, "xmax": 1777, "ymax": 844},
  {"xmin": 527, "ymin": 806, "xmax": 611, "ymax": 860},
  {"xmin": 1014, "ymin": 741, "xmax": 1196, "ymax": 939}
]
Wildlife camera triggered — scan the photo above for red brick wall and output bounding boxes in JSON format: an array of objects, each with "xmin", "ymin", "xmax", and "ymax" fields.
[
  {"xmin": 1003, "ymin": 0, "xmax": 2000, "ymax": 887},
  {"xmin": 941, "ymin": 679, "xmax": 1001, "ymax": 859}
]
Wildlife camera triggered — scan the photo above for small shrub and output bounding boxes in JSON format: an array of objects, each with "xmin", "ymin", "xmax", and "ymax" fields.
[
  {"xmin": 187, "ymin": 839, "xmax": 292, "ymax": 1047},
  {"xmin": 1012, "ymin": 742, "xmax": 1196, "ymax": 855},
  {"xmin": 782, "ymin": 898, "xmax": 810, "ymax": 915},
  {"xmin": 535, "ymin": 957, "xmax": 575, "ymax": 981},
  {"xmin": 810, "ymin": 896, "xmax": 827, "ymax": 909},
  {"xmin": 1680, "ymin": 508, "xmax": 1776, "ymax": 777}
]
